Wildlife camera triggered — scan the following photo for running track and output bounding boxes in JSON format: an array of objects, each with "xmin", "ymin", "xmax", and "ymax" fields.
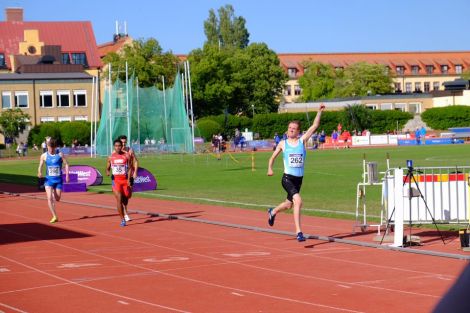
[{"xmin": 0, "ymin": 184, "xmax": 468, "ymax": 313}]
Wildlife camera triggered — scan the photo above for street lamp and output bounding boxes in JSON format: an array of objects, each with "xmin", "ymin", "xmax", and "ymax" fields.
[{"xmin": 251, "ymin": 104, "xmax": 255, "ymax": 117}]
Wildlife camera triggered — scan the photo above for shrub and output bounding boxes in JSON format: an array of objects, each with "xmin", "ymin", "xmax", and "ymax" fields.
[
  {"xmin": 59, "ymin": 121, "xmax": 91, "ymax": 146},
  {"xmin": 421, "ymin": 106, "xmax": 470, "ymax": 130},
  {"xmin": 195, "ymin": 119, "xmax": 223, "ymax": 141}
]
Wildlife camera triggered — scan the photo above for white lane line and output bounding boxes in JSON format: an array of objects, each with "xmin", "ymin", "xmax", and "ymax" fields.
[
  {"xmin": 117, "ymin": 300, "xmax": 129, "ymax": 305},
  {"xmin": 0, "ymin": 302, "xmax": 29, "ymax": 313}
]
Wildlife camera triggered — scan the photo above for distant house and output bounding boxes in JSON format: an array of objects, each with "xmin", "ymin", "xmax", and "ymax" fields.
[{"xmin": 0, "ymin": 7, "xmax": 102, "ymax": 137}]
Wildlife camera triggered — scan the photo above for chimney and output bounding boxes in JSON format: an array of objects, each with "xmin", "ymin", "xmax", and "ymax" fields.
[{"xmin": 6, "ymin": 8, "xmax": 23, "ymax": 22}]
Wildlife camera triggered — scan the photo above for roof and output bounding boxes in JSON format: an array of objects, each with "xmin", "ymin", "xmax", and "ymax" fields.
[
  {"xmin": 0, "ymin": 21, "xmax": 102, "ymax": 69},
  {"xmin": 277, "ymin": 51, "xmax": 470, "ymax": 76},
  {"xmin": 97, "ymin": 36, "xmax": 132, "ymax": 58},
  {"xmin": 0, "ymin": 72, "xmax": 93, "ymax": 80}
]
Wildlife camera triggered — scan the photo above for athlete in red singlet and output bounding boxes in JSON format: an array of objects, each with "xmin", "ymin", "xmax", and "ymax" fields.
[
  {"xmin": 106, "ymin": 139, "xmax": 132, "ymax": 227},
  {"xmin": 118, "ymin": 135, "xmax": 138, "ymax": 222}
]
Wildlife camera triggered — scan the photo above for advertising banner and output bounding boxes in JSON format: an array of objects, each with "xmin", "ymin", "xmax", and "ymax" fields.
[
  {"xmin": 68, "ymin": 165, "xmax": 103, "ymax": 186},
  {"xmin": 133, "ymin": 167, "xmax": 158, "ymax": 192}
]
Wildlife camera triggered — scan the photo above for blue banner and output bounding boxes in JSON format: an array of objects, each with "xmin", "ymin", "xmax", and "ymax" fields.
[{"xmin": 398, "ymin": 138, "xmax": 464, "ymax": 146}]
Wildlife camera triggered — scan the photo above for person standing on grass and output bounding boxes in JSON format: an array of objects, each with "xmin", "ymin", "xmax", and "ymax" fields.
[
  {"xmin": 267, "ymin": 104, "xmax": 325, "ymax": 242},
  {"xmin": 106, "ymin": 139, "xmax": 133, "ymax": 227},
  {"xmin": 37, "ymin": 138, "xmax": 69, "ymax": 223},
  {"xmin": 118, "ymin": 135, "xmax": 139, "ymax": 222}
]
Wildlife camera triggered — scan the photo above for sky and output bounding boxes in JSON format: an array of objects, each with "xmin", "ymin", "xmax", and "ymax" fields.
[{"xmin": 3, "ymin": 0, "xmax": 470, "ymax": 54}]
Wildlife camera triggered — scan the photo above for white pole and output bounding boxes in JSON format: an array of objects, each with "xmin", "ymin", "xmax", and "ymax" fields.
[
  {"xmin": 126, "ymin": 61, "xmax": 131, "ymax": 142},
  {"xmin": 90, "ymin": 76, "xmax": 95, "ymax": 157},
  {"xmin": 136, "ymin": 77, "xmax": 140, "ymax": 153},
  {"xmin": 124, "ymin": 21, "xmax": 127, "ymax": 36},
  {"xmin": 115, "ymin": 21, "xmax": 119, "ymax": 36},
  {"xmin": 186, "ymin": 61, "xmax": 195, "ymax": 153},
  {"xmin": 94, "ymin": 75, "xmax": 99, "ymax": 157},
  {"xmin": 108, "ymin": 63, "xmax": 113, "ymax": 155},
  {"xmin": 162, "ymin": 75, "xmax": 168, "ymax": 141}
]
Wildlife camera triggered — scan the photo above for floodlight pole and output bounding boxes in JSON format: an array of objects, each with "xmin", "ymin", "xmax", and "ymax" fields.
[
  {"xmin": 136, "ymin": 77, "xmax": 140, "ymax": 153},
  {"xmin": 90, "ymin": 76, "xmax": 95, "ymax": 158},
  {"xmin": 126, "ymin": 61, "xmax": 131, "ymax": 142},
  {"xmin": 108, "ymin": 63, "xmax": 113, "ymax": 155},
  {"xmin": 94, "ymin": 75, "xmax": 99, "ymax": 157},
  {"xmin": 186, "ymin": 60, "xmax": 195, "ymax": 153},
  {"xmin": 162, "ymin": 75, "xmax": 168, "ymax": 141}
]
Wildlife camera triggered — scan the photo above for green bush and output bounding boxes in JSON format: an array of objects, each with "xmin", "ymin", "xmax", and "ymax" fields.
[
  {"xmin": 421, "ymin": 106, "xmax": 470, "ymax": 130},
  {"xmin": 368, "ymin": 110, "xmax": 413, "ymax": 134},
  {"xmin": 29, "ymin": 123, "xmax": 61, "ymax": 146},
  {"xmin": 59, "ymin": 121, "xmax": 91, "ymax": 146},
  {"xmin": 195, "ymin": 119, "xmax": 223, "ymax": 141}
]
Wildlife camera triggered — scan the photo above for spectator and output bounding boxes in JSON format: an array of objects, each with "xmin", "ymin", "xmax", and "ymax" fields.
[
  {"xmin": 16, "ymin": 142, "xmax": 23, "ymax": 157},
  {"xmin": 311, "ymin": 132, "xmax": 319, "ymax": 150},
  {"xmin": 342, "ymin": 130, "xmax": 351, "ymax": 149},
  {"xmin": 33, "ymin": 143, "xmax": 39, "ymax": 151},
  {"xmin": 22, "ymin": 142, "xmax": 28, "ymax": 156},
  {"xmin": 331, "ymin": 130, "xmax": 339, "ymax": 149},
  {"xmin": 273, "ymin": 132, "xmax": 281, "ymax": 150},
  {"xmin": 415, "ymin": 127, "xmax": 421, "ymax": 145},
  {"xmin": 420, "ymin": 126, "xmax": 427, "ymax": 144},
  {"xmin": 234, "ymin": 128, "xmax": 241, "ymax": 151},
  {"xmin": 319, "ymin": 130, "xmax": 326, "ymax": 149},
  {"xmin": 41, "ymin": 140, "xmax": 47, "ymax": 153}
]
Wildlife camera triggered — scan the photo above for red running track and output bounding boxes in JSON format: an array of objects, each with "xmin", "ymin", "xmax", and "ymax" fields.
[{"xmin": 0, "ymin": 185, "xmax": 468, "ymax": 313}]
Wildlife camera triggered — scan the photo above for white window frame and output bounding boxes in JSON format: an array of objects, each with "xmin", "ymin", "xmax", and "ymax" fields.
[
  {"xmin": 455, "ymin": 65, "xmax": 463, "ymax": 74},
  {"xmin": 58, "ymin": 116, "xmax": 72, "ymax": 122},
  {"xmin": 414, "ymin": 82, "xmax": 422, "ymax": 92},
  {"xmin": 40, "ymin": 116, "xmax": 55, "ymax": 123},
  {"xmin": 2, "ymin": 91, "xmax": 12, "ymax": 109},
  {"xmin": 380, "ymin": 103, "xmax": 393, "ymax": 110},
  {"xmin": 73, "ymin": 90, "xmax": 87, "ymax": 107},
  {"xmin": 39, "ymin": 90, "xmax": 54, "ymax": 108},
  {"xmin": 405, "ymin": 82, "xmax": 412, "ymax": 93},
  {"xmin": 74, "ymin": 115, "xmax": 88, "ymax": 121},
  {"xmin": 433, "ymin": 81, "xmax": 440, "ymax": 90},
  {"xmin": 394, "ymin": 103, "xmax": 406, "ymax": 112},
  {"xmin": 57, "ymin": 90, "xmax": 70, "ymax": 107},
  {"xmin": 14, "ymin": 91, "xmax": 29, "ymax": 108}
]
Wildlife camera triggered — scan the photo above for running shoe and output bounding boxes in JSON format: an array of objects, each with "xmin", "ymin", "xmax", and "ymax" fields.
[
  {"xmin": 120, "ymin": 219, "xmax": 127, "ymax": 227},
  {"xmin": 50, "ymin": 216, "xmax": 58, "ymax": 223},
  {"xmin": 124, "ymin": 214, "xmax": 131, "ymax": 222},
  {"xmin": 268, "ymin": 208, "xmax": 276, "ymax": 227},
  {"xmin": 296, "ymin": 232, "xmax": 306, "ymax": 242}
]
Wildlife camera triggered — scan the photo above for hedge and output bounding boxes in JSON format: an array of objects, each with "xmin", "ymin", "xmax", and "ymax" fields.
[
  {"xmin": 28, "ymin": 121, "xmax": 91, "ymax": 147},
  {"xmin": 421, "ymin": 106, "xmax": 470, "ymax": 130}
]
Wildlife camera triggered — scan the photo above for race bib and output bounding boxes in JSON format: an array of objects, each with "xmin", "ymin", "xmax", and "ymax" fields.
[
  {"xmin": 47, "ymin": 166, "xmax": 61, "ymax": 177},
  {"xmin": 112, "ymin": 164, "xmax": 127, "ymax": 175},
  {"xmin": 288, "ymin": 153, "xmax": 304, "ymax": 168}
]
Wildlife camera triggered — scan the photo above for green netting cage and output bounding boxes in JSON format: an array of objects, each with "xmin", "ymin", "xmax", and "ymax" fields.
[{"xmin": 96, "ymin": 73, "xmax": 193, "ymax": 155}]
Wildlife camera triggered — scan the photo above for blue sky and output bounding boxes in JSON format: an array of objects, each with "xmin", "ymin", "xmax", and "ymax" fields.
[{"xmin": 4, "ymin": 0, "xmax": 470, "ymax": 54}]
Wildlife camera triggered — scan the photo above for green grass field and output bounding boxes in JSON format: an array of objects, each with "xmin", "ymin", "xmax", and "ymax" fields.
[{"xmin": 1, "ymin": 144, "xmax": 469, "ymax": 220}]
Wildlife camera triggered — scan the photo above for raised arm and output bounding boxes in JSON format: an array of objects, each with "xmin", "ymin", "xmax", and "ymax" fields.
[{"xmin": 301, "ymin": 104, "xmax": 326, "ymax": 142}]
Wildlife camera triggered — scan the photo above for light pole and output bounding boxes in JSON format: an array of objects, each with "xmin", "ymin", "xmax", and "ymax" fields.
[{"xmin": 251, "ymin": 104, "xmax": 255, "ymax": 117}]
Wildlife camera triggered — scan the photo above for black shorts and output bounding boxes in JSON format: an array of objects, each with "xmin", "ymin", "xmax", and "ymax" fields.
[{"xmin": 281, "ymin": 173, "xmax": 303, "ymax": 202}]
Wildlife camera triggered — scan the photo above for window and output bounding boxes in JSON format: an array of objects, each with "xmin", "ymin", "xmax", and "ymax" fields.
[
  {"xmin": 39, "ymin": 91, "xmax": 53, "ymax": 108},
  {"xmin": 380, "ymin": 103, "xmax": 392, "ymax": 110},
  {"xmin": 411, "ymin": 65, "xmax": 419, "ymax": 75},
  {"xmin": 0, "ymin": 53, "xmax": 5, "ymax": 68},
  {"xmin": 71, "ymin": 53, "xmax": 88, "ymax": 66},
  {"xmin": 14, "ymin": 91, "xmax": 28, "ymax": 108},
  {"xmin": 405, "ymin": 82, "xmax": 412, "ymax": 93},
  {"xmin": 396, "ymin": 66, "xmax": 405, "ymax": 75},
  {"xmin": 294, "ymin": 85, "xmax": 301, "ymax": 96},
  {"xmin": 455, "ymin": 64, "xmax": 463, "ymax": 74},
  {"xmin": 424, "ymin": 82, "xmax": 430, "ymax": 92},
  {"xmin": 394, "ymin": 104, "xmax": 406, "ymax": 112},
  {"xmin": 74, "ymin": 116, "xmax": 88, "ymax": 121},
  {"xmin": 2, "ymin": 91, "xmax": 11, "ymax": 109},
  {"xmin": 433, "ymin": 82, "xmax": 440, "ymax": 90},
  {"xmin": 40, "ymin": 117, "xmax": 55, "ymax": 123},
  {"xmin": 414, "ymin": 82, "xmax": 422, "ymax": 92},
  {"xmin": 441, "ymin": 65, "xmax": 448, "ymax": 74},
  {"xmin": 285, "ymin": 85, "xmax": 291, "ymax": 96},
  {"xmin": 57, "ymin": 90, "xmax": 70, "ymax": 107},
  {"xmin": 287, "ymin": 67, "xmax": 297, "ymax": 78},
  {"xmin": 73, "ymin": 90, "xmax": 87, "ymax": 107},
  {"xmin": 394, "ymin": 82, "xmax": 401, "ymax": 93},
  {"xmin": 426, "ymin": 65, "xmax": 434, "ymax": 75},
  {"xmin": 61, "ymin": 53, "xmax": 71, "ymax": 64},
  {"xmin": 58, "ymin": 116, "xmax": 72, "ymax": 122}
]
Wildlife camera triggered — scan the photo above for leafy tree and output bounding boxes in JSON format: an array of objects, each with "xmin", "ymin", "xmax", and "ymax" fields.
[
  {"xmin": 461, "ymin": 69, "xmax": 470, "ymax": 80},
  {"xmin": 0, "ymin": 109, "xmax": 30, "ymax": 143},
  {"xmin": 341, "ymin": 105, "xmax": 372, "ymax": 132},
  {"xmin": 204, "ymin": 5, "xmax": 249, "ymax": 49},
  {"xmin": 335, "ymin": 62, "xmax": 393, "ymax": 97},
  {"xmin": 298, "ymin": 62, "xmax": 337, "ymax": 101},
  {"xmin": 103, "ymin": 38, "xmax": 179, "ymax": 88}
]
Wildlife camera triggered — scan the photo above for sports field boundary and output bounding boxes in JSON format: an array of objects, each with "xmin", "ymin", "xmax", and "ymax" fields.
[{"xmin": 2, "ymin": 189, "xmax": 469, "ymax": 261}]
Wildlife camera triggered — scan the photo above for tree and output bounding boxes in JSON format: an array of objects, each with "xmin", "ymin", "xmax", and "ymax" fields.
[
  {"xmin": 103, "ymin": 38, "xmax": 179, "ymax": 88},
  {"xmin": 188, "ymin": 43, "xmax": 287, "ymax": 117},
  {"xmin": 461, "ymin": 69, "xmax": 470, "ymax": 80},
  {"xmin": 0, "ymin": 109, "xmax": 30, "ymax": 143},
  {"xmin": 341, "ymin": 105, "xmax": 372, "ymax": 132},
  {"xmin": 204, "ymin": 5, "xmax": 249, "ymax": 49},
  {"xmin": 335, "ymin": 62, "xmax": 393, "ymax": 97},
  {"xmin": 298, "ymin": 62, "xmax": 337, "ymax": 101}
]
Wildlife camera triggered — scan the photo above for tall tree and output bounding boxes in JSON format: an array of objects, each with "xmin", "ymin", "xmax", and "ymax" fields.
[
  {"xmin": 0, "ymin": 109, "xmax": 30, "ymax": 143},
  {"xmin": 298, "ymin": 62, "xmax": 337, "ymax": 101},
  {"xmin": 335, "ymin": 62, "xmax": 393, "ymax": 97},
  {"xmin": 203, "ymin": 5, "xmax": 249, "ymax": 49},
  {"xmin": 103, "ymin": 38, "xmax": 179, "ymax": 88}
]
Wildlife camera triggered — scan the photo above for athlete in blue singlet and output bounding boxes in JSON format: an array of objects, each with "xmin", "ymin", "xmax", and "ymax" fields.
[
  {"xmin": 37, "ymin": 138, "xmax": 69, "ymax": 223},
  {"xmin": 267, "ymin": 104, "xmax": 325, "ymax": 242}
]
